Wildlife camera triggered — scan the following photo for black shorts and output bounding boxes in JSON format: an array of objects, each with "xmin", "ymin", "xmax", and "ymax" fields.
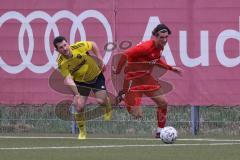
[{"xmin": 74, "ymin": 73, "xmax": 106, "ymax": 96}]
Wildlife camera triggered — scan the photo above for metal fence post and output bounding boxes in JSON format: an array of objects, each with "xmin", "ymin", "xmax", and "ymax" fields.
[
  {"xmin": 70, "ymin": 104, "xmax": 77, "ymax": 134},
  {"xmin": 191, "ymin": 106, "xmax": 199, "ymax": 135}
]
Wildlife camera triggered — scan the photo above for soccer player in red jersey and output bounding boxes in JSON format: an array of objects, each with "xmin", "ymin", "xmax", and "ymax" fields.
[{"xmin": 113, "ymin": 24, "xmax": 182, "ymax": 138}]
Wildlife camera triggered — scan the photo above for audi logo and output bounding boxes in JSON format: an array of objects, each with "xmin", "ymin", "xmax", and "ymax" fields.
[{"xmin": 0, "ymin": 10, "xmax": 113, "ymax": 74}]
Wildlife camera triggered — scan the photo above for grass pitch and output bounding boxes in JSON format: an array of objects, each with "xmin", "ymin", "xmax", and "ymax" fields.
[{"xmin": 0, "ymin": 135, "xmax": 240, "ymax": 160}]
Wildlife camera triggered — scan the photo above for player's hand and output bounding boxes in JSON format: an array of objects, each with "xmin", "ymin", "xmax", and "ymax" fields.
[
  {"xmin": 114, "ymin": 90, "xmax": 125, "ymax": 105},
  {"xmin": 172, "ymin": 66, "xmax": 183, "ymax": 76}
]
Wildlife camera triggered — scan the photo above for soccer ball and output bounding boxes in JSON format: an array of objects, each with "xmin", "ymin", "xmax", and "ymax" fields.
[{"xmin": 160, "ymin": 126, "xmax": 177, "ymax": 144}]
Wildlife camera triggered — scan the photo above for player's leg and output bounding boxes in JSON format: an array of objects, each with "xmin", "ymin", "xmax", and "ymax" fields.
[
  {"xmin": 93, "ymin": 73, "xmax": 112, "ymax": 121},
  {"xmin": 111, "ymin": 89, "xmax": 143, "ymax": 118},
  {"xmin": 74, "ymin": 84, "xmax": 91, "ymax": 140},
  {"xmin": 95, "ymin": 90, "xmax": 112, "ymax": 121},
  {"xmin": 147, "ymin": 92, "xmax": 168, "ymax": 138},
  {"xmin": 142, "ymin": 75, "xmax": 168, "ymax": 138},
  {"xmin": 124, "ymin": 91, "xmax": 143, "ymax": 119},
  {"xmin": 74, "ymin": 94, "xmax": 88, "ymax": 140}
]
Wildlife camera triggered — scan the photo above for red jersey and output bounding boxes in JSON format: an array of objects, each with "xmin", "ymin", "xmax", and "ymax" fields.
[
  {"xmin": 125, "ymin": 40, "xmax": 164, "ymax": 62},
  {"xmin": 116, "ymin": 40, "xmax": 172, "ymax": 78}
]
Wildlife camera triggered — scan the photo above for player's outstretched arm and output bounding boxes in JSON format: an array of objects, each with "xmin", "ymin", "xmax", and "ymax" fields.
[
  {"xmin": 171, "ymin": 66, "xmax": 183, "ymax": 76},
  {"xmin": 64, "ymin": 74, "xmax": 79, "ymax": 96},
  {"xmin": 91, "ymin": 41, "xmax": 105, "ymax": 72},
  {"xmin": 64, "ymin": 74, "xmax": 83, "ymax": 110}
]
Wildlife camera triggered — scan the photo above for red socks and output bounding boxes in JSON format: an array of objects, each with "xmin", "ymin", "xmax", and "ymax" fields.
[{"xmin": 157, "ymin": 107, "xmax": 167, "ymax": 128}]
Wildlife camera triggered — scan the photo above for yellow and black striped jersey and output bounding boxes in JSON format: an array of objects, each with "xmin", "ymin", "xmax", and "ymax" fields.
[{"xmin": 57, "ymin": 41, "xmax": 101, "ymax": 82}]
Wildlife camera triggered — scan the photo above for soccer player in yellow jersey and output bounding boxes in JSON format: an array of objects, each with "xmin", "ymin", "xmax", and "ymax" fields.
[{"xmin": 53, "ymin": 36, "xmax": 112, "ymax": 139}]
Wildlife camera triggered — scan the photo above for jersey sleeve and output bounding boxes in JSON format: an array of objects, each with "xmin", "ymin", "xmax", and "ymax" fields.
[{"xmin": 156, "ymin": 59, "xmax": 173, "ymax": 70}]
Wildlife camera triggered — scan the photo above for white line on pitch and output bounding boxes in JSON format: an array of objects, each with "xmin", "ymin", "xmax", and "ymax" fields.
[
  {"xmin": 0, "ymin": 143, "xmax": 240, "ymax": 150},
  {"xmin": 0, "ymin": 136, "xmax": 240, "ymax": 142}
]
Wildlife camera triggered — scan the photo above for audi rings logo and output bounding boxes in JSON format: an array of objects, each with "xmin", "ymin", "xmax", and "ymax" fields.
[{"xmin": 0, "ymin": 10, "xmax": 113, "ymax": 74}]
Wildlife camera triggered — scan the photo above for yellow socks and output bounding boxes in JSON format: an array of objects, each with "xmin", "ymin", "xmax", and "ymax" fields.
[{"xmin": 74, "ymin": 112, "xmax": 86, "ymax": 140}]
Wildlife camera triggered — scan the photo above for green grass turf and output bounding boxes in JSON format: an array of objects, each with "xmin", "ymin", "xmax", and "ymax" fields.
[{"xmin": 0, "ymin": 136, "xmax": 240, "ymax": 160}]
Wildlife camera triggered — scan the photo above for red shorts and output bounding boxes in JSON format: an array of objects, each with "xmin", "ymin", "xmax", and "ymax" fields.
[{"xmin": 123, "ymin": 72, "xmax": 160, "ymax": 107}]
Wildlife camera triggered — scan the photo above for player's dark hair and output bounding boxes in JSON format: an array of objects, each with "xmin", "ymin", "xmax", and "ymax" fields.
[
  {"xmin": 152, "ymin": 24, "xmax": 171, "ymax": 37},
  {"xmin": 53, "ymin": 36, "xmax": 67, "ymax": 49}
]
